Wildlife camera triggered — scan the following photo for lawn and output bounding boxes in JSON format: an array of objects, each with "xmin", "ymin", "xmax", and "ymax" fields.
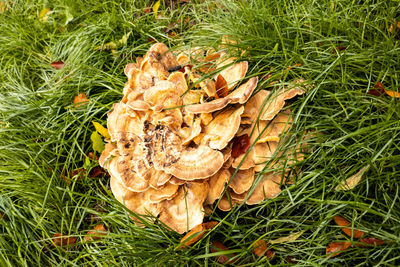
[{"xmin": 1, "ymin": 0, "xmax": 400, "ymax": 266}]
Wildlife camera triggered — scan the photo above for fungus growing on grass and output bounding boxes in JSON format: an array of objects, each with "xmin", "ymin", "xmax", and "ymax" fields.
[{"xmin": 100, "ymin": 42, "xmax": 310, "ymax": 233}]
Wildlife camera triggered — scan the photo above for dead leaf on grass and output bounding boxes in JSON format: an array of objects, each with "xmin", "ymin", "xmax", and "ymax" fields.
[
  {"xmin": 269, "ymin": 230, "xmax": 305, "ymax": 244},
  {"xmin": 179, "ymin": 221, "xmax": 218, "ymax": 247},
  {"xmin": 356, "ymin": 237, "xmax": 385, "ymax": 247},
  {"xmin": 333, "ymin": 216, "xmax": 365, "ymax": 238},
  {"xmin": 50, "ymin": 61, "xmax": 65, "ymax": 69},
  {"xmin": 92, "ymin": 121, "xmax": 111, "ymax": 139},
  {"xmin": 84, "ymin": 224, "xmax": 108, "ymax": 241},
  {"xmin": 326, "ymin": 241, "xmax": 351, "ymax": 258},
  {"xmin": 51, "ymin": 233, "xmax": 76, "ymax": 247},
  {"xmin": 252, "ymin": 239, "xmax": 274, "ymax": 259},
  {"xmin": 335, "ymin": 166, "xmax": 369, "ymax": 191},
  {"xmin": 73, "ymin": 93, "xmax": 89, "ymax": 107}
]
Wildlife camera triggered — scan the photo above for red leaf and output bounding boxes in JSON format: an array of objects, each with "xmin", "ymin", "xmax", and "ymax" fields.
[
  {"xmin": 357, "ymin": 237, "xmax": 385, "ymax": 247},
  {"xmin": 333, "ymin": 216, "xmax": 365, "ymax": 238},
  {"xmin": 331, "ymin": 46, "xmax": 346, "ymax": 54},
  {"xmin": 50, "ymin": 61, "xmax": 65, "ymax": 69},
  {"xmin": 51, "ymin": 233, "xmax": 76, "ymax": 247},
  {"xmin": 84, "ymin": 224, "xmax": 108, "ymax": 241},
  {"xmin": 143, "ymin": 7, "xmax": 151, "ymax": 14},
  {"xmin": 231, "ymin": 134, "xmax": 251, "ymax": 158},
  {"xmin": 216, "ymin": 74, "xmax": 228, "ymax": 98},
  {"xmin": 326, "ymin": 241, "xmax": 351, "ymax": 258},
  {"xmin": 210, "ymin": 241, "xmax": 237, "ymax": 264}
]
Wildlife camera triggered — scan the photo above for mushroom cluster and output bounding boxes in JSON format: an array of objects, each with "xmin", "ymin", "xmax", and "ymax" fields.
[{"xmin": 100, "ymin": 42, "xmax": 309, "ymax": 233}]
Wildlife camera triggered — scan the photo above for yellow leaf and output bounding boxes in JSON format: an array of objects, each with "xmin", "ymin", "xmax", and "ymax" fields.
[
  {"xmin": 384, "ymin": 89, "xmax": 400, "ymax": 98},
  {"xmin": 91, "ymin": 131, "xmax": 105, "ymax": 153},
  {"xmin": 39, "ymin": 7, "xmax": 51, "ymax": 22},
  {"xmin": 120, "ymin": 32, "xmax": 131, "ymax": 45},
  {"xmin": 269, "ymin": 230, "xmax": 305, "ymax": 244},
  {"xmin": 152, "ymin": 0, "xmax": 160, "ymax": 19},
  {"xmin": 92, "ymin": 121, "xmax": 111, "ymax": 139},
  {"xmin": 335, "ymin": 166, "xmax": 370, "ymax": 191}
]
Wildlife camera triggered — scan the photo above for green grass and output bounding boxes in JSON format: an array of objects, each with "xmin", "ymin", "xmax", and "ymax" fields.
[{"xmin": 1, "ymin": 0, "xmax": 400, "ymax": 265}]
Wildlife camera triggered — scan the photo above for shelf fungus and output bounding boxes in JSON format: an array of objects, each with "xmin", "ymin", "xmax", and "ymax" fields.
[{"xmin": 100, "ymin": 42, "xmax": 311, "ymax": 233}]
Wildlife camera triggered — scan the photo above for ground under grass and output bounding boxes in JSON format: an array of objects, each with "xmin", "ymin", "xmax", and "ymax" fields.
[{"xmin": 1, "ymin": 0, "xmax": 400, "ymax": 266}]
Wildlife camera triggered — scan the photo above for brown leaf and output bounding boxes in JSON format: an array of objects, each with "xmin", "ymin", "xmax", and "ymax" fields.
[
  {"xmin": 73, "ymin": 93, "xmax": 89, "ymax": 107},
  {"xmin": 147, "ymin": 37, "xmax": 157, "ymax": 43},
  {"xmin": 384, "ymin": 89, "xmax": 400, "ymax": 98},
  {"xmin": 51, "ymin": 233, "xmax": 76, "ymax": 247},
  {"xmin": 356, "ymin": 237, "xmax": 385, "ymax": 247},
  {"xmin": 87, "ymin": 152, "xmax": 99, "ymax": 161},
  {"xmin": 61, "ymin": 168, "xmax": 86, "ymax": 184},
  {"xmin": 89, "ymin": 166, "xmax": 106, "ymax": 178},
  {"xmin": 50, "ymin": 61, "xmax": 65, "ymax": 69},
  {"xmin": 231, "ymin": 134, "xmax": 250, "ymax": 158},
  {"xmin": 252, "ymin": 239, "xmax": 274, "ymax": 259},
  {"xmin": 331, "ymin": 46, "xmax": 346, "ymax": 54},
  {"xmin": 143, "ymin": 7, "xmax": 151, "ymax": 14},
  {"xmin": 84, "ymin": 224, "xmax": 107, "ymax": 241},
  {"xmin": 180, "ymin": 221, "xmax": 218, "ymax": 247},
  {"xmin": 333, "ymin": 216, "xmax": 365, "ymax": 238},
  {"xmin": 326, "ymin": 241, "xmax": 351, "ymax": 258},
  {"xmin": 210, "ymin": 241, "xmax": 237, "ymax": 264},
  {"xmin": 216, "ymin": 74, "xmax": 228, "ymax": 98},
  {"xmin": 368, "ymin": 82, "xmax": 385, "ymax": 96},
  {"xmin": 286, "ymin": 63, "xmax": 302, "ymax": 70},
  {"xmin": 335, "ymin": 165, "xmax": 369, "ymax": 191},
  {"xmin": 388, "ymin": 20, "xmax": 400, "ymax": 36}
]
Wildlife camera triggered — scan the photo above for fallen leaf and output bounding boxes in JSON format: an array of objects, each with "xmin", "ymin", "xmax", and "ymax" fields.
[
  {"xmin": 368, "ymin": 82, "xmax": 385, "ymax": 96},
  {"xmin": 89, "ymin": 166, "xmax": 106, "ymax": 178},
  {"xmin": 252, "ymin": 239, "xmax": 274, "ymax": 259},
  {"xmin": 331, "ymin": 46, "xmax": 346, "ymax": 54},
  {"xmin": 356, "ymin": 237, "xmax": 385, "ymax": 247},
  {"xmin": 215, "ymin": 74, "xmax": 228, "ymax": 98},
  {"xmin": 0, "ymin": 1, "xmax": 10, "ymax": 13},
  {"xmin": 384, "ymin": 89, "xmax": 400, "ymax": 98},
  {"xmin": 73, "ymin": 93, "xmax": 89, "ymax": 107},
  {"xmin": 152, "ymin": 0, "xmax": 160, "ymax": 19},
  {"xmin": 210, "ymin": 241, "xmax": 237, "ymax": 264},
  {"xmin": 92, "ymin": 121, "xmax": 111, "ymax": 139},
  {"xmin": 147, "ymin": 37, "xmax": 157, "ymax": 43},
  {"xmin": 61, "ymin": 168, "xmax": 86, "ymax": 184},
  {"xmin": 231, "ymin": 134, "xmax": 250, "ymax": 158},
  {"xmin": 84, "ymin": 224, "xmax": 107, "ymax": 241},
  {"xmin": 333, "ymin": 216, "xmax": 365, "ymax": 238},
  {"xmin": 143, "ymin": 7, "xmax": 151, "ymax": 14},
  {"xmin": 286, "ymin": 256, "xmax": 298, "ymax": 263},
  {"xmin": 179, "ymin": 221, "xmax": 218, "ymax": 247},
  {"xmin": 326, "ymin": 242, "xmax": 351, "ymax": 258},
  {"xmin": 388, "ymin": 20, "xmax": 400, "ymax": 36},
  {"xmin": 286, "ymin": 63, "xmax": 302, "ymax": 70},
  {"xmin": 269, "ymin": 230, "xmax": 305, "ymax": 244},
  {"xmin": 39, "ymin": 7, "xmax": 51, "ymax": 22},
  {"xmin": 120, "ymin": 32, "xmax": 131, "ymax": 45},
  {"xmin": 91, "ymin": 131, "xmax": 105, "ymax": 153},
  {"xmin": 50, "ymin": 61, "xmax": 65, "ymax": 69},
  {"xmin": 87, "ymin": 152, "xmax": 99, "ymax": 161},
  {"xmin": 51, "ymin": 233, "xmax": 76, "ymax": 247},
  {"xmin": 335, "ymin": 165, "xmax": 369, "ymax": 191}
]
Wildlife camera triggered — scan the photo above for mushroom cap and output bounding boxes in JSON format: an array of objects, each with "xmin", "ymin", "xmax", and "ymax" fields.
[
  {"xmin": 246, "ymin": 173, "xmax": 283, "ymax": 205},
  {"xmin": 241, "ymin": 90, "xmax": 271, "ymax": 124},
  {"xmin": 182, "ymin": 117, "xmax": 202, "ymax": 145},
  {"xmin": 110, "ymin": 176, "xmax": 161, "ymax": 217},
  {"xmin": 217, "ymin": 194, "xmax": 239, "ymax": 211},
  {"xmin": 147, "ymin": 43, "xmax": 180, "ymax": 72},
  {"xmin": 148, "ymin": 170, "xmax": 172, "ymax": 189},
  {"xmin": 227, "ymin": 76, "xmax": 259, "ymax": 104},
  {"xmin": 168, "ymin": 72, "xmax": 188, "ymax": 96},
  {"xmin": 164, "ymin": 145, "xmax": 224, "ymax": 180},
  {"xmin": 250, "ymin": 111, "xmax": 292, "ymax": 144},
  {"xmin": 159, "ymin": 182, "xmax": 209, "ymax": 233},
  {"xmin": 143, "ymin": 182, "xmax": 179, "ymax": 203},
  {"xmin": 231, "ymin": 147, "xmax": 256, "ymax": 170},
  {"xmin": 200, "ymin": 112, "xmax": 213, "ymax": 125},
  {"xmin": 206, "ymin": 169, "xmax": 231, "ymax": 204},
  {"xmin": 143, "ymin": 123, "xmax": 182, "ymax": 171},
  {"xmin": 182, "ymin": 90, "xmax": 204, "ymax": 106},
  {"xmin": 260, "ymin": 81, "xmax": 305, "ymax": 121},
  {"xmin": 126, "ymin": 100, "xmax": 151, "ymax": 111},
  {"xmin": 149, "ymin": 109, "xmax": 183, "ymax": 130},
  {"xmin": 253, "ymin": 141, "xmax": 278, "ymax": 172},
  {"xmin": 228, "ymin": 168, "xmax": 255, "ymax": 194},
  {"xmin": 219, "ymin": 61, "xmax": 248, "ymax": 90},
  {"xmin": 99, "ymin": 142, "xmax": 118, "ymax": 167},
  {"xmin": 108, "ymin": 156, "xmax": 150, "ymax": 192},
  {"xmin": 107, "ymin": 103, "xmax": 144, "ymax": 141},
  {"xmin": 143, "ymin": 80, "xmax": 182, "ymax": 109},
  {"xmin": 202, "ymin": 106, "xmax": 244, "ymax": 150},
  {"xmin": 184, "ymin": 98, "xmax": 232, "ymax": 114}
]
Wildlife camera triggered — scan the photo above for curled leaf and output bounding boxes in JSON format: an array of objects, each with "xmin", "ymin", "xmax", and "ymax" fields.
[
  {"xmin": 333, "ymin": 216, "xmax": 365, "ymax": 238},
  {"xmin": 326, "ymin": 242, "xmax": 351, "ymax": 258},
  {"xmin": 252, "ymin": 239, "xmax": 274, "ymax": 259},
  {"xmin": 179, "ymin": 221, "xmax": 218, "ymax": 247},
  {"xmin": 51, "ymin": 233, "xmax": 76, "ymax": 247},
  {"xmin": 269, "ymin": 230, "xmax": 305, "ymax": 244},
  {"xmin": 92, "ymin": 121, "xmax": 111, "ymax": 139},
  {"xmin": 335, "ymin": 165, "xmax": 369, "ymax": 191},
  {"xmin": 84, "ymin": 224, "xmax": 107, "ymax": 241},
  {"xmin": 216, "ymin": 74, "xmax": 228, "ymax": 98},
  {"xmin": 50, "ymin": 61, "xmax": 65, "ymax": 69},
  {"xmin": 91, "ymin": 131, "xmax": 105, "ymax": 153},
  {"xmin": 231, "ymin": 134, "xmax": 250, "ymax": 158},
  {"xmin": 384, "ymin": 89, "xmax": 400, "ymax": 98}
]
